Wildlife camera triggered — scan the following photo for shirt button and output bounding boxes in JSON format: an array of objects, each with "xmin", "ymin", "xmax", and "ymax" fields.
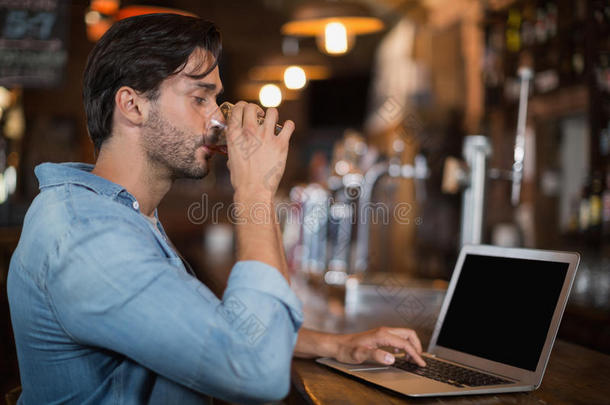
[{"xmin": 132, "ymin": 200, "xmax": 139, "ymax": 210}]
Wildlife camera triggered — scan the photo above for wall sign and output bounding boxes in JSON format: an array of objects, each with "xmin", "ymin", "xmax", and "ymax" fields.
[{"xmin": 0, "ymin": 0, "xmax": 69, "ymax": 88}]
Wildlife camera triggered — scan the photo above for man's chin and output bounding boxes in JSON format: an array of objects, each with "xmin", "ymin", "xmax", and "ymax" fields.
[
  {"xmin": 173, "ymin": 164, "xmax": 209, "ymax": 180},
  {"xmin": 186, "ymin": 167, "xmax": 209, "ymax": 180}
]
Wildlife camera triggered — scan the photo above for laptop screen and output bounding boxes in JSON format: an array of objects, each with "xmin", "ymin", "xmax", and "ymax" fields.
[{"xmin": 435, "ymin": 254, "xmax": 569, "ymax": 371}]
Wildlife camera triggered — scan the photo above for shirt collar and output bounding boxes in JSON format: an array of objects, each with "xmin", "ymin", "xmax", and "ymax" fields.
[{"xmin": 35, "ymin": 162, "xmax": 126, "ymax": 199}]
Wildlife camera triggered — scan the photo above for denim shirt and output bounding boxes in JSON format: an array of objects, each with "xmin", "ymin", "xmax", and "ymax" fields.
[{"xmin": 7, "ymin": 162, "xmax": 304, "ymax": 405}]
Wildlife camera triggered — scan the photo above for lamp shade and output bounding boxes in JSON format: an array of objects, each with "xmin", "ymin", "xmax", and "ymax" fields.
[
  {"xmin": 248, "ymin": 51, "xmax": 331, "ymax": 82},
  {"xmin": 281, "ymin": 1, "xmax": 384, "ymax": 37},
  {"xmin": 116, "ymin": 5, "xmax": 196, "ymax": 20}
]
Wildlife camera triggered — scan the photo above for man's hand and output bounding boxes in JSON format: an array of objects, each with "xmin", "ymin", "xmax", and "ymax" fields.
[
  {"xmin": 225, "ymin": 101, "xmax": 295, "ymax": 202},
  {"xmin": 333, "ymin": 327, "xmax": 426, "ymax": 366},
  {"xmin": 295, "ymin": 327, "xmax": 427, "ymax": 367},
  {"xmin": 225, "ymin": 101, "xmax": 295, "ymax": 280}
]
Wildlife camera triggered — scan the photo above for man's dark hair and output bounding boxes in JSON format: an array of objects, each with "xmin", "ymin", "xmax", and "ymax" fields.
[{"xmin": 83, "ymin": 13, "xmax": 222, "ymax": 152}]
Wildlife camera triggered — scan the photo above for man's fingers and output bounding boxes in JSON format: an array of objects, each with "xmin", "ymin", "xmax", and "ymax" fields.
[
  {"xmin": 349, "ymin": 346, "xmax": 393, "ymax": 365},
  {"xmin": 386, "ymin": 328, "xmax": 423, "ymax": 354},
  {"xmin": 379, "ymin": 332, "xmax": 426, "ymax": 367},
  {"xmin": 372, "ymin": 348, "xmax": 396, "ymax": 365},
  {"xmin": 277, "ymin": 119, "xmax": 295, "ymax": 144},
  {"xmin": 263, "ymin": 107, "xmax": 278, "ymax": 136},
  {"xmin": 227, "ymin": 101, "xmax": 247, "ymax": 134},
  {"xmin": 243, "ymin": 103, "xmax": 262, "ymax": 133}
]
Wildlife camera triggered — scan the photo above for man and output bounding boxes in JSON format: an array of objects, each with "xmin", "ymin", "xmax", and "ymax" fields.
[{"xmin": 8, "ymin": 13, "xmax": 425, "ymax": 404}]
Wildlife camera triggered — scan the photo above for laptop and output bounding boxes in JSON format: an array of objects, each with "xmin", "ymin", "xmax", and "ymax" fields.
[{"xmin": 317, "ymin": 244, "xmax": 580, "ymax": 397}]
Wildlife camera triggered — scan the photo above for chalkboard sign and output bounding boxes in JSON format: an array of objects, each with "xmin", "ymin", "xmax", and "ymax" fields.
[{"xmin": 0, "ymin": 0, "xmax": 69, "ymax": 88}]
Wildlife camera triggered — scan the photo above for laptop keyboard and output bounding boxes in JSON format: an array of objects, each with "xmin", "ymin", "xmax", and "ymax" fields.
[{"xmin": 394, "ymin": 357, "xmax": 513, "ymax": 388}]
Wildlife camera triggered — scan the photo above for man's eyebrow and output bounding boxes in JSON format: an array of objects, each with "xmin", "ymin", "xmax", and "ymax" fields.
[{"xmin": 193, "ymin": 82, "xmax": 224, "ymax": 95}]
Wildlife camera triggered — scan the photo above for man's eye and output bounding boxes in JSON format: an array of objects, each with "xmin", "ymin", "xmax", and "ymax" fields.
[{"xmin": 194, "ymin": 97, "xmax": 206, "ymax": 105}]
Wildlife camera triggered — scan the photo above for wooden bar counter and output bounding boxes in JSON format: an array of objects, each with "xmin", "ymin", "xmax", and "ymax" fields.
[{"xmin": 287, "ymin": 275, "xmax": 610, "ymax": 405}]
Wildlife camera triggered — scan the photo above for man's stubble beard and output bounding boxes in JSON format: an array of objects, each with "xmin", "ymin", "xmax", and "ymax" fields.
[{"xmin": 141, "ymin": 103, "xmax": 209, "ymax": 180}]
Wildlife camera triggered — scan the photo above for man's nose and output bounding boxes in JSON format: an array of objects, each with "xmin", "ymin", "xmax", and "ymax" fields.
[
  {"xmin": 210, "ymin": 102, "xmax": 226, "ymax": 125},
  {"xmin": 206, "ymin": 103, "xmax": 227, "ymax": 144}
]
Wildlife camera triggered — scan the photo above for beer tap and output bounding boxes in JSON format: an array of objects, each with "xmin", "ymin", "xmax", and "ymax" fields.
[
  {"xmin": 325, "ymin": 133, "xmax": 367, "ymax": 284},
  {"xmin": 442, "ymin": 67, "xmax": 533, "ymax": 246},
  {"xmin": 299, "ymin": 183, "xmax": 330, "ymax": 276},
  {"xmin": 353, "ymin": 139, "xmax": 429, "ymax": 273}
]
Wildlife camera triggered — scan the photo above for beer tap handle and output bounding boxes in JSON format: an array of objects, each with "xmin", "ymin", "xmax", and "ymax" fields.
[
  {"xmin": 442, "ymin": 157, "xmax": 469, "ymax": 194},
  {"xmin": 511, "ymin": 67, "xmax": 533, "ymax": 206}
]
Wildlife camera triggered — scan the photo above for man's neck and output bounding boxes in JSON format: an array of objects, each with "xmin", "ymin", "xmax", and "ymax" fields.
[{"xmin": 91, "ymin": 141, "xmax": 172, "ymax": 217}]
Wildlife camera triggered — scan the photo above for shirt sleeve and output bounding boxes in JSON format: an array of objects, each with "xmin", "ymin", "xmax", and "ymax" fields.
[{"xmin": 45, "ymin": 216, "xmax": 303, "ymax": 403}]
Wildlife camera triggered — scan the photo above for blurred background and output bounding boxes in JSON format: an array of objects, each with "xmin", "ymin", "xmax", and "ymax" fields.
[{"xmin": 1, "ymin": 0, "xmax": 609, "ymax": 395}]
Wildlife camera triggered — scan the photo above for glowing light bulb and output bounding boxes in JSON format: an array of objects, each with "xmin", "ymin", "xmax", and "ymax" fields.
[
  {"xmin": 324, "ymin": 22, "xmax": 348, "ymax": 54},
  {"xmin": 259, "ymin": 84, "xmax": 282, "ymax": 107},
  {"xmin": 85, "ymin": 10, "xmax": 102, "ymax": 25},
  {"xmin": 284, "ymin": 66, "xmax": 307, "ymax": 90}
]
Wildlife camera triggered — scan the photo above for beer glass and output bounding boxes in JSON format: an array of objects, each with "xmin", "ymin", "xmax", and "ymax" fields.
[{"xmin": 206, "ymin": 102, "xmax": 283, "ymax": 155}]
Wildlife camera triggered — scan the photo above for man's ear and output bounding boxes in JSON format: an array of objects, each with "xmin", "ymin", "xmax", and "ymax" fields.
[{"xmin": 114, "ymin": 86, "xmax": 149, "ymax": 126}]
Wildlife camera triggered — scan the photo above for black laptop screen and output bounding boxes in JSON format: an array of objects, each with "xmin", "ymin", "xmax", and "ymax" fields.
[{"xmin": 435, "ymin": 254, "xmax": 569, "ymax": 371}]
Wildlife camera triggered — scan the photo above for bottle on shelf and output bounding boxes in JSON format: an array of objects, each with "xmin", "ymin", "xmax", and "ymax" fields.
[
  {"xmin": 589, "ymin": 172, "xmax": 603, "ymax": 243},
  {"xmin": 579, "ymin": 176, "xmax": 591, "ymax": 235},
  {"xmin": 602, "ymin": 166, "xmax": 610, "ymax": 242},
  {"xmin": 506, "ymin": 8, "xmax": 522, "ymax": 53}
]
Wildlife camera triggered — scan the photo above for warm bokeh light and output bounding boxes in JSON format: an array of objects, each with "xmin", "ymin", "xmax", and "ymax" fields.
[
  {"xmin": 116, "ymin": 6, "xmax": 196, "ymax": 20},
  {"xmin": 259, "ymin": 84, "xmax": 282, "ymax": 107},
  {"xmin": 85, "ymin": 10, "xmax": 102, "ymax": 25},
  {"xmin": 90, "ymin": 0, "xmax": 120, "ymax": 15},
  {"xmin": 324, "ymin": 22, "xmax": 349, "ymax": 54},
  {"xmin": 283, "ymin": 66, "xmax": 307, "ymax": 90},
  {"xmin": 86, "ymin": 17, "xmax": 113, "ymax": 42},
  {"xmin": 85, "ymin": 2, "xmax": 197, "ymax": 42},
  {"xmin": 0, "ymin": 87, "xmax": 11, "ymax": 109}
]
